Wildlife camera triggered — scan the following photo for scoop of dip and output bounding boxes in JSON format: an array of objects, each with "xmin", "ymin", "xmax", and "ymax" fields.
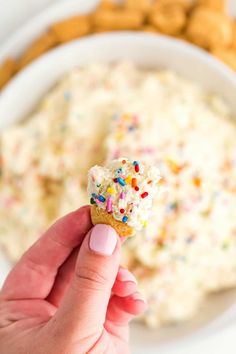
[{"xmin": 88, "ymin": 158, "xmax": 161, "ymax": 235}]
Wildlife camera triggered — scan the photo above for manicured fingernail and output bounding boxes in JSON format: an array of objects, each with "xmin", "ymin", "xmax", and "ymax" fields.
[
  {"xmin": 131, "ymin": 293, "xmax": 147, "ymax": 303},
  {"xmin": 89, "ymin": 224, "xmax": 118, "ymax": 256},
  {"xmin": 118, "ymin": 268, "xmax": 137, "ymax": 284}
]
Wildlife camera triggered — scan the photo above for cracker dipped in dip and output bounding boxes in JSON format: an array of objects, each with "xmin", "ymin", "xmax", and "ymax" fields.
[{"xmin": 88, "ymin": 158, "xmax": 161, "ymax": 237}]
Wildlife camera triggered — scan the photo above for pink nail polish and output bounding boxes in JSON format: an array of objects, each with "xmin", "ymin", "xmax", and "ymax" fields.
[
  {"xmin": 118, "ymin": 268, "xmax": 137, "ymax": 284},
  {"xmin": 89, "ymin": 224, "xmax": 118, "ymax": 256}
]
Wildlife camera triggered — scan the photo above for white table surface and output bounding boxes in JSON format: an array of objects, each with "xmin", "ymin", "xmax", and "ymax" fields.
[{"xmin": 0, "ymin": 1, "xmax": 235, "ymax": 353}]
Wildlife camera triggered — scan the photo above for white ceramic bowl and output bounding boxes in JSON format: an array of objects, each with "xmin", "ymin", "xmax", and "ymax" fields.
[{"xmin": 1, "ymin": 31, "xmax": 236, "ymax": 354}]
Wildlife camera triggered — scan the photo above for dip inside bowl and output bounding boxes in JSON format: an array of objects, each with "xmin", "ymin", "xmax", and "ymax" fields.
[{"xmin": 0, "ymin": 33, "xmax": 236, "ymax": 353}]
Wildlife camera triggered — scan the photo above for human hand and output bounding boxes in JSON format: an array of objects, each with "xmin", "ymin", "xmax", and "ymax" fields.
[{"xmin": 0, "ymin": 206, "xmax": 146, "ymax": 354}]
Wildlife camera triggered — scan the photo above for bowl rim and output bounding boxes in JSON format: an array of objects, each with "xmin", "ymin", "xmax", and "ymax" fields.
[
  {"xmin": 1, "ymin": 31, "xmax": 236, "ymax": 123},
  {"xmin": 1, "ymin": 28, "xmax": 236, "ymax": 94}
]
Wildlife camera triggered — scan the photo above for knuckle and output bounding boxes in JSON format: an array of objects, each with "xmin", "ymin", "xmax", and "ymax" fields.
[{"xmin": 74, "ymin": 266, "xmax": 110, "ymax": 291}]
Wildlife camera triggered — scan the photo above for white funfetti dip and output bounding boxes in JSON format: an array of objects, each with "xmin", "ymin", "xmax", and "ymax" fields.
[
  {"xmin": 0, "ymin": 62, "xmax": 236, "ymax": 328},
  {"xmin": 88, "ymin": 158, "xmax": 161, "ymax": 230}
]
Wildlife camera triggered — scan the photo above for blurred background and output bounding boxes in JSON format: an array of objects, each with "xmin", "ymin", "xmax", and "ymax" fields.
[
  {"xmin": 0, "ymin": 0, "xmax": 236, "ymax": 43},
  {"xmin": 0, "ymin": 0, "xmax": 64, "ymax": 43},
  {"xmin": 0, "ymin": 1, "xmax": 236, "ymax": 353}
]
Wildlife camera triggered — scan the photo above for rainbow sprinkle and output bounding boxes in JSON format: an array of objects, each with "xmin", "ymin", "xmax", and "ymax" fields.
[
  {"xmin": 122, "ymin": 216, "xmax": 128, "ymax": 223},
  {"xmin": 192, "ymin": 175, "xmax": 202, "ymax": 188},
  {"xmin": 106, "ymin": 197, "xmax": 112, "ymax": 213},
  {"xmin": 141, "ymin": 192, "xmax": 148, "ymax": 199},
  {"xmin": 107, "ymin": 187, "xmax": 115, "ymax": 194},
  {"xmin": 166, "ymin": 157, "xmax": 182, "ymax": 174},
  {"xmin": 120, "ymin": 192, "xmax": 125, "ymax": 199},
  {"xmin": 142, "ymin": 220, "xmax": 148, "ymax": 228},
  {"xmin": 117, "ymin": 177, "xmax": 126, "ymax": 186},
  {"xmin": 133, "ymin": 161, "xmax": 140, "ymax": 172},
  {"xmin": 90, "ymin": 197, "xmax": 96, "ymax": 204},
  {"xmin": 132, "ymin": 178, "xmax": 137, "ymax": 188},
  {"xmin": 125, "ymin": 175, "xmax": 132, "ymax": 184},
  {"xmin": 98, "ymin": 195, "xmax": 106, "ymax": 202}
]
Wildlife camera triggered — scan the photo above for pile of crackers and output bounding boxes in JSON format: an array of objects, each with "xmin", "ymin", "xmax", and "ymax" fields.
[{"xmin": 1, "ymin": 0, "xmax": 236, "ymax": 90}]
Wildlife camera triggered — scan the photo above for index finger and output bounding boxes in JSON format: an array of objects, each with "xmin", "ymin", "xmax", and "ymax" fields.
[{"xmin": 1, "ymin": 205, "xmax": 92, "ymax": 301}]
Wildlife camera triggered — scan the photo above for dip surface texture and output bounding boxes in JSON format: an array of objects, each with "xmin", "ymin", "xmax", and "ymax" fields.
[{"xmin": 0, "ymin": 62, "xmax": 236, "ymax": 327}]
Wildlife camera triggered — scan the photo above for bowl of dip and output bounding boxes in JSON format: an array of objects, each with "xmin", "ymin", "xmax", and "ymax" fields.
[{"xmin": 0, "ymin": 32, "xmax": 236, "ymax": 354}]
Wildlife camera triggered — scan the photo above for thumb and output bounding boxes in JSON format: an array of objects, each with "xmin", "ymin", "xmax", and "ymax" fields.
[{"xmin": 53, "ymin": 224, "xmax": 121, "ymax": 340}]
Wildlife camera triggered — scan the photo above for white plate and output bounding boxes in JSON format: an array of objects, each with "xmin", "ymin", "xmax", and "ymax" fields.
[
  {"xmin": 0, "ymin": 0, "xmax": 100, "ymax": 60},
  {"xmin": 1, "ymin": 2, "xmax": 236, "ymax": 354}
]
